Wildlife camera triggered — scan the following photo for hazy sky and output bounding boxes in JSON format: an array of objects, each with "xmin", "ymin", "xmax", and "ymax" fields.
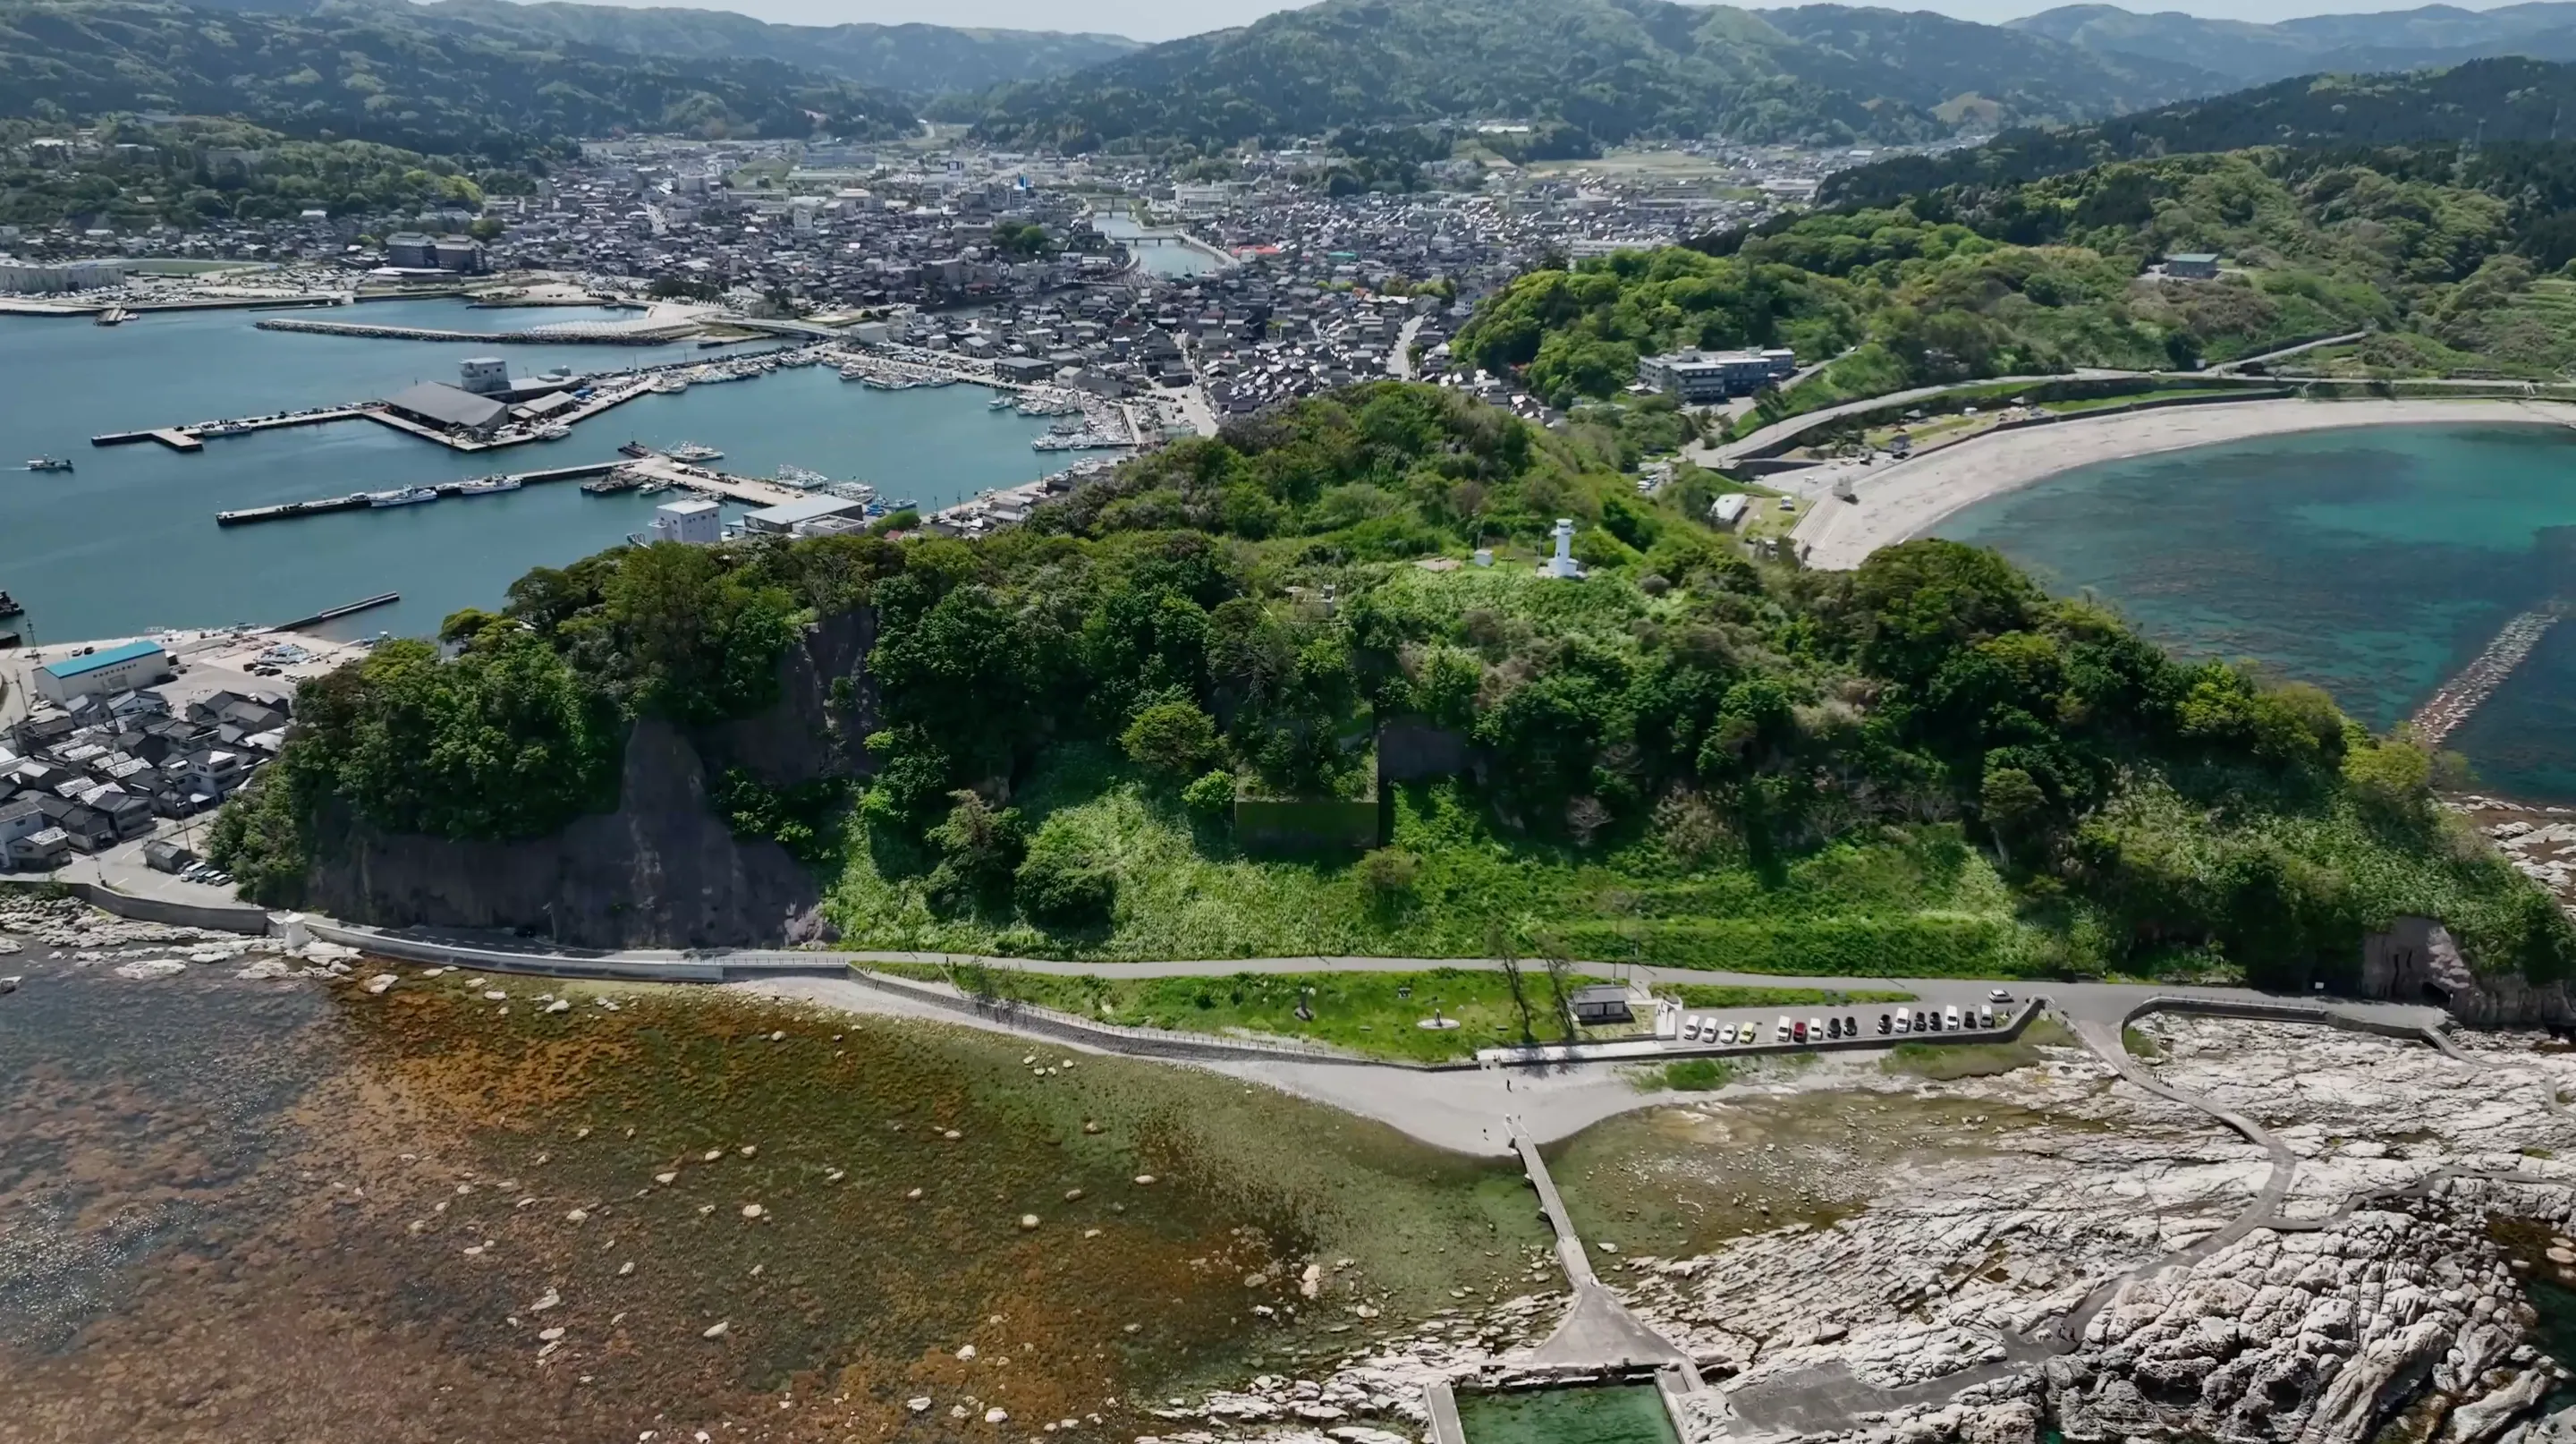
[{"xmin": 513, "ymin": 0, "xmax": 2534, "ymax": 46}]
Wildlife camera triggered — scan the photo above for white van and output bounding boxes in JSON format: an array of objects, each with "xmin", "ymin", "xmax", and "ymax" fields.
[
  {"xmin": 1894, "ymin": 1007, "xmax": 1912, "ymax": 1033},
  {"xmin": 1774, "ymin": 1015, "xmax": 1793, "ymax": 1042},
  {"xmin": 1944, "ymin": 1006, "xmax": 1962, "ymax": 1030},
  {"xmin": 1979, "ymin": 1004, "xmax": 1996, "ymax": 1029}
]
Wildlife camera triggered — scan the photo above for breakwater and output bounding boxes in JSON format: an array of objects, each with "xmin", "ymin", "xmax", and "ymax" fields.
[
  {"xmin": 216, "ymin": 462, "xmax": 621, "ymax": 525},
  {"xmin": 2413, "ymin": 609, "xmax": 2561, "ymax": 745},
  {"xmin": 255, "ymin": 316, "xmax": 701, "ymax": 344}
]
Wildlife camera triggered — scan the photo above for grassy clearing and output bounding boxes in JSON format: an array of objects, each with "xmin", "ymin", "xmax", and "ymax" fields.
[
  {"xmin": 869, "ymin": 961, "xmax": 1619, "ymax": 1063},
  {"xmin": 1654, "ymin": 1058, "xmax": 1735, "ymax": 1091},
  {"xmin": 825, "ymin": 746, "xmax": 2037, "ymax": 973},
  {"xmin": 1879, "ymin": 1017, "xmax": 2074, "ymax": 1080},
  {"xmin": 1654, "ymin": 984, "xmax": 1914, "ymax": 1008}
]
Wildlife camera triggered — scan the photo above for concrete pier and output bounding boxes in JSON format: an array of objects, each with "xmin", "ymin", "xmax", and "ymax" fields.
[{"xmin": 1508, "ymin": 1117, "xmax": 1695, "ymax": 1373}]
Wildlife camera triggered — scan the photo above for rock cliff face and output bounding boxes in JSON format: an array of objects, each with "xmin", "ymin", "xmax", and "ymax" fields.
[{"xmin": 299, "ymin": 610, "xmax": 874, "ymax": 949}]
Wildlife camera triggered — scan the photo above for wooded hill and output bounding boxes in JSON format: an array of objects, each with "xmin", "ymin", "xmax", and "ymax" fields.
[
  {"xmin": 0, "ymin": 0, "xmax": 915, "ymax": 153},
  {"xmin": 211, "ymin": 382, "xmax": 2571, "ymax": 985},
  {"xmin": 964, "ymin": 0, "xmax": 2224, "ymax": 154},
  {"xmin": 1455, "ymin": 140, "xmax": 2576, "ymax": 414}
]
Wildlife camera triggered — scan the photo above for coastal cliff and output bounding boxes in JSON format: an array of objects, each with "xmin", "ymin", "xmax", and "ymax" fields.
[{"xmin": 296, "ymin": 608, "xmax": 875, "ymax": 949}]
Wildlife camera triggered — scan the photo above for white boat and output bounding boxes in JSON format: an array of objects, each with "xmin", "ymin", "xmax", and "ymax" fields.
[
  {"xmin": 24, "ymin": 457, "xmax": 72, "ymax": 472},
  {"xmin": 198, "ymin": 421, "xmax": 253, "ymax": 437},
  {"xmin": 776, "ymin": 464, "xmax": 831, "ymax": 488},
  {"xmin": 454, "ymin": 476, "xmax": 523, "ymax": 496},
  {"xmin": 839, "ymin": 364, "xmax": 869, "ymax": 381},
  {"xmin": 667, "ymin": 441, "xmax": 724, "ymax": 462},
  {"xmin": 367, "ymin": 486, "xmax": 440, "ymax": 507},
  {"xmin": 536, "ymin": 424, "xmax": 572, "ymax": 441},
  {"xmin": 652, "ymin": 377, "xmax": 690, "ymax": 394}
]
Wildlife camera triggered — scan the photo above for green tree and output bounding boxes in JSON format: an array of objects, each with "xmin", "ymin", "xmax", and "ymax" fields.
[{"xmin": 1122, "ymin": 700, "xmax": 1220, "ymax": 777}]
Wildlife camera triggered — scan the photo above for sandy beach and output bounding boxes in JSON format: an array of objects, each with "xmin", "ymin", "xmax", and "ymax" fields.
[{"xmin": 1791, "ymin": 397, "xmax": 2576, "ymax": 570}]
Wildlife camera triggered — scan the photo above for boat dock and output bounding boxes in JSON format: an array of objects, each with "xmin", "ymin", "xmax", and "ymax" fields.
[
  {"xmin": 255, "ymin": 316, "xmax": 704, "ymax": 344},
  {"xmin": 215, "ymin": 463, "xmax": 622, "ymax": 526},
  {"xmin": 269, "ymin": 592, "xmax": 400, "ymax": 633},
  {"xmin": 2412, "ymin": 608, "xmax": 2562, "ymax": 745},
  {"xmin": 615, "ymin": 455, "xmax": 810, "ymax": 506},
  {"xmin": 93, "ymin": 406, "xmax": 371, "ymax": 451}
]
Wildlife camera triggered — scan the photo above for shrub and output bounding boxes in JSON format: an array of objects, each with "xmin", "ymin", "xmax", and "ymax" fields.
[
  {"xmin": 1016, "ymin": 829, "xmax": 1117, "ymax": 927},
  {"xmin": 1182, "ymin": 769, "xmax": 1237, "ymax": 818},
  {"xmin": 1358, "ymin": 847, "xmax": 1423, "ymax": 894},
  {"xmin": 1123, "ymin": 700, "xmax": 1221, "ymax": 777}
]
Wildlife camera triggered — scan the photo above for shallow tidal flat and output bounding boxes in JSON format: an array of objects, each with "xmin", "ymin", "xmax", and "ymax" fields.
[{"xmin": 0, "ymin": 964, "xmax": 1546, "ymax": 1441}]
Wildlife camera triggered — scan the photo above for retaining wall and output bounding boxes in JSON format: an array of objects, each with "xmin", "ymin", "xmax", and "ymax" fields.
[
  {"xmin": 48, "ymin": 879, "xmax": 273, "ymax": 935},
  {"xmin": 844, "ymin": 968, "xmax": 1387, "ymax": 1066}
]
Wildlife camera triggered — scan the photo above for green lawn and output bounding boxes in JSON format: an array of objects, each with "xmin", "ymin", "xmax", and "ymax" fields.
[{"xmin": 869, "ymin": 961, "xmax": 1625, "ymax": 1063}]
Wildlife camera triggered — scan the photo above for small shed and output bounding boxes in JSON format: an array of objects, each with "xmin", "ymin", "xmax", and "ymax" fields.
[
  {"xmin": 2165, "ymin": 252, "xmax": 2220, "ymax": 280},
  {"xmin": 1569, "ymin": 984, "xmax": 1634, "ymax": 1025}
]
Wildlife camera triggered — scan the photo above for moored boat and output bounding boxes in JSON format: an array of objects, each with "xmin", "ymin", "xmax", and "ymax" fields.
[{"xmin": 367, "ymin": 486, "xmax": 440, "ymax": 507}]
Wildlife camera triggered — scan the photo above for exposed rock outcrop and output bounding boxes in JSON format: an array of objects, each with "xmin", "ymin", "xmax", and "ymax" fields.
[{"xmin": 298, "ymin": 611, "xmax": 875, "ymax": 948}]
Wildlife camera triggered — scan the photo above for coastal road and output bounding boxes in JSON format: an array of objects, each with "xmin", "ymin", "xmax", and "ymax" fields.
[{"xmin": 1709, "ymin": 369, "xmax": 2145, "ymax": 465}]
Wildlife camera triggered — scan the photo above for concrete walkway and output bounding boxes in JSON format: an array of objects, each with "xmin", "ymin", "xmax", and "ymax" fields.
[{"xmin": 1508, "ymin": 1117, "xmax": 1698, "ymax": 1374}]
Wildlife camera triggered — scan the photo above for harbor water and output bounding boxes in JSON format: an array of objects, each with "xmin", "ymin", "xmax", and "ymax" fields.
[
  {"xmin": 0, "ymin": 302, "xmax": 1066, "ymax": 641},
  {"xmin": 1936, "ymin": 422, "xmax": 2576, "ymax": 800}
]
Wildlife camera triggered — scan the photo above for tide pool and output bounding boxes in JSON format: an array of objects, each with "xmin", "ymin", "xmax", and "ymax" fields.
[
  {"xmin": 0, "ymin": 303, "xmax": 1062, "ymax": 641},
  {"xmin": 1935, "ymin": 422, "xmax": 2576, "ymax": 799}
]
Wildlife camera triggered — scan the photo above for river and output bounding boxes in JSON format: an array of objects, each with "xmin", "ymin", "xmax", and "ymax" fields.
[
  {"xmin": 0, "ymin": 302, "xmax": 1066, "ymax": 642},
  {"xmin": 1936, "ymin": 422, "xmax": 2576, "ymax": 800}
]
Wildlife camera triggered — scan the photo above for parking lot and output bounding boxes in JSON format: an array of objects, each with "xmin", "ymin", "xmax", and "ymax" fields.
[{"xmin": 1661, "ymin": 991, "xmax": 2020, "ymax": 1050}]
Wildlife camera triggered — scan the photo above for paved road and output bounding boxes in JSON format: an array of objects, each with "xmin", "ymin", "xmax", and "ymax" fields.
[{"xmin": 1710, "ymin": 369, "xmax": 2146, "ymax": 463}]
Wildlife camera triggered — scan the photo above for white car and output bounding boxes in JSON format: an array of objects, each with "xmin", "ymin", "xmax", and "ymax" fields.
[
  {"xmin": 1894, "ymin": 1007, "xmax": 1912, "ymax": 1033},
  {"xmin": 1775, "ymin": 1015, "xmax": 1793, "ymax": 1042},
  {"xmin": 1680, "ymin": 1015, "xmax": 1701, "ymax": 1043},
  {"xmin": 1718, "ymin": 1021, "xmax": 1738, "ymax": 1044},
  {"xmin": 1944, "ymin": 1006, "xmax": 1962, "ymax": 1030},
  {"xmin": 1808, "ymin": 1016, "xmax": 1826, "ymax": 1043},
  {"xmin": 1988, "ymin": 988, "xmax": 2014, "ymax": 1004},
  {"xmin": 1979, "ymin": 1004, "xmax": 1996, "ymax": 1028}
]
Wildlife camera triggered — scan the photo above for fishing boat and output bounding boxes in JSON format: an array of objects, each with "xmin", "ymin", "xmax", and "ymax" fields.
[
  {"xmin": 667, "ymin": 441, "xmax": 724, "ymax": 463},
  {"xmin": 24, "ymin": 457, "xmax": 72, "ymax": 472},
  {"xmin": 0, "ymin": 590, "xmax": 22, "ymax": 618},
  {"xmin": 367, "ymin": 486, "xmax": 441, "ymax": 507},
  {"xmin": 453, "ymin": 476, "xmax": 523, "ymax": 496},
  {"xmin": 95, "ymin": 307, "xmax": 130, "ymax": 327},
  {"xmin": 652, "ymin": 377, "xmax": 689, "ymax": 395},
  {"xmin": 198, "ymin": 421, "xmax": 254, "ymax": 437},
  {"xmin": 581, "ymin": 473, "xmax": 642, "ymax": 495},
  {"xmin": 776, "ymin": 464, "xmax": 831, "ymax": 488},
  {"xmin": 618, "ymin": 441, "xmax": 654, "ymax": 458},
  {"xmin": 535, "ymin": 423, "xmax": 573, "ymax": 441}
]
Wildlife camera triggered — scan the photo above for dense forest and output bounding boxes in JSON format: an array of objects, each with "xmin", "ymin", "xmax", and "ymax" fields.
[
  {"xmin": 0, "ymin": 117, "xmax": 522, "ymax": 228},
  {"xmin": 1454, "ymin": 142, "xmax": 2576, "ymax": 411},
  {"xmin": 965, "ymin": 0, "xmax": 2219, "ymax": 154},
  {"xmin": 213, "ymin": 382, "xmax": 2570, "ymax": 984},
  {"xmin": 1822, "ymin": 58, "xmax": 2576, "ymax": 208},
  {"xmin": 2012, "ymin": 3, "xmax": 2576, "ymax": 86},
  {"xmin": 0, "ymin": 0, "xmax": 914, "ymax": 154}
]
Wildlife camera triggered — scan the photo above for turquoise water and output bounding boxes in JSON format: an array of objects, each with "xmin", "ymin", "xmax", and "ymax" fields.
[
  {"xmin": 1936, "ymin": 423, "xmax": 2576, "ymax": 799},
  {"xmin": 0, "ymin": 302, "xmax": 1061, "ymax": 641},
  {"xmin": 1454, "ymin": 1385, "xmax": 1682, "ymax": 1444}
]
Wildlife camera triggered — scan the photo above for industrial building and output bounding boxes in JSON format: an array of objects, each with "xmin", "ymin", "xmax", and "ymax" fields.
[
  {"xmin": 0, "ymin": 257, "xmax": 130, "ymax": 293},
  {"xmin": 649, "ymin": 498, "xmax": 723, "ymax": 544},
  {"xmin": 383, "ymin": 381, "xmax": 509, "ymax": 437},
  {"xmin": 33, "ymin": 641, "xmax": 173, "ymax": 705},
  {"xmin": 382, "ymin": 232, "xmax": 488, "ymax": 274},
  {"xmin": 742, "ymin": 496, "xmax": 868, "ymax": 536},
  {"xmin": 1635, "ymin": 347, "xmax": 1798, "ymax": 403}
]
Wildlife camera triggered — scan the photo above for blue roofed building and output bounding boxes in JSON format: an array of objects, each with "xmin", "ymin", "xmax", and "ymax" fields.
[{"xmin": 34, "ymin": 641, "xmax": 173, "ymax": 706}]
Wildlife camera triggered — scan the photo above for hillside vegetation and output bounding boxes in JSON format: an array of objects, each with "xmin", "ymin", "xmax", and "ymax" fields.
[
  {"xmin": 0, "ymin": 0, "xmax": 912, "ymax": 153},
  {"xmin": 400, "ymin": 0, "xmax": 1140, "ymax": 98},
  {"xmin": 2014, "ymin": 4, "xmax": 2576, "ymax": 86},
  {"xmin": 1824, "ymin": 58, "xmax": 2576, "ymax": 207},
  {"xmin": 1456, "ymin": 143, "xmax": 2576, "ymax": 413},
  {"xmin": 0, "ymin": 116, "xmax": 508, "ymax": 227},
  {"xmin": 214, "ymin": 382, "xmax": 2572, "ymax": 990},
  {"xmin": 966, "ymin": 0, "xmax": 2221, "ymax": 154}
]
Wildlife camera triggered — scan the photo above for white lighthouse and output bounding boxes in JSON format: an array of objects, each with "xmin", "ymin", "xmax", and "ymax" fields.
[{"xmin": 1540, "ymin": 518, "xmax": 1585, "ymax": 579}]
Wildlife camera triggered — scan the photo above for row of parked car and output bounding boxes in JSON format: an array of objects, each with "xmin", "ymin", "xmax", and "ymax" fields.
[{"xmin": 1677, "ymin": 991, "xmax": 2015, "ymax": 1048}]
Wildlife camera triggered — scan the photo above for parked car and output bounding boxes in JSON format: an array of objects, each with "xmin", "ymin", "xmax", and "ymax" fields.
[
  {"xmin": 1877, "ymin": 1013, "xmax": 1893, "ymax": 1034},
  {"xmin": 1988, "ymin": 988, "xmax": 2014, "ymax": 1004},
  {"xmin": 1720, "ymin": 1022, "xmax": 1739, "ymax": 1044},
  {"xmin": 1681, "ymin": 1015, "xmax": 1702, "ymax": 1043},
  {"xmin": 1808, "ymin": 1016, "xmax": 1825, "ymax": 1042},
  {"xmin": 1843, "ymin": 1015, "xmax": 1858, "ymax": 1035},
  {"xmin": 1792, "ymin": 1019, "xmax": 1809, "ymax": 1043},
  {"xmin": 1944, "ymin": 1006, "xmax": 1962, "ymax": 1030},
  {"xmin": 1894, "ymin": 1007, "xmax": 1912, "ymax": 1033},
  {"xmin": 1826, "ymin": 1017, "xmax": 1843, "ymax": 1040},
  {"xmin": 1979, "ymin": 1004, "xmax": 1996, "ymax": 1028},
  {"xmin": 1775, "ymin": 1015, "xmax": 1793, "ymax": 1042}
]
